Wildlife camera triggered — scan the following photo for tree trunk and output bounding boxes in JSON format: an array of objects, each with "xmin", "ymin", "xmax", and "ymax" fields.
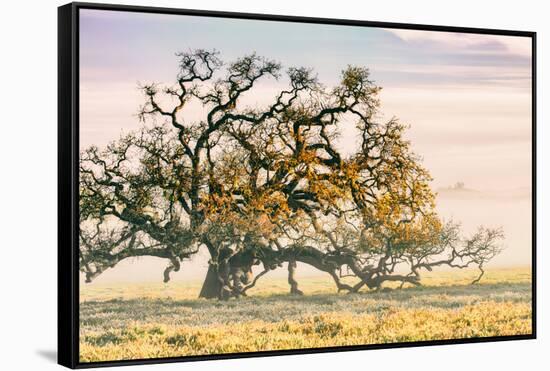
[
  {"xmin": 288, "ymin": 259, "xmax": 303, "ymax": 295},
  {"xmin": 199, "ymin": 264, "xmax": 221, "ymax": 299}
]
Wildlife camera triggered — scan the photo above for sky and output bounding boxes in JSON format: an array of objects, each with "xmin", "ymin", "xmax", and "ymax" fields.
[{"xmin": 79, "ymin": 9, "xmax": 533, "ymax": 282}]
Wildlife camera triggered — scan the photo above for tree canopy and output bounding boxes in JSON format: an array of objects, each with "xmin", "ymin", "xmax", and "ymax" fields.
[{"xmin": 79, "ymin": 49, "xmax": 503, "ymax": 299}]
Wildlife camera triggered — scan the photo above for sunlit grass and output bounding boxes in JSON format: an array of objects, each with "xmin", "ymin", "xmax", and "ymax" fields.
[{"xmin": 79, "ymin": 267, "xmax": 532, "ymax": 362}]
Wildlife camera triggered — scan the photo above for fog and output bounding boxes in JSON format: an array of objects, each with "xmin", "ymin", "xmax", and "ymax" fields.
[{"xmin": 78, "ymin": 10, "xmax": 532, "ymax": 285}]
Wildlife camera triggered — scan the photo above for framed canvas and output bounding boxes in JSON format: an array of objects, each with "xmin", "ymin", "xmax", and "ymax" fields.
[{"xmin": 58, "ymin": 2, "xmax": 537, "ymax": 368}]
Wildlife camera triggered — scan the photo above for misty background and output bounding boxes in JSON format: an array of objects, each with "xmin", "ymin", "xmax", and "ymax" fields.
[{"xmin": 78, "ymin": 10, "xmax": 532, "ymax": 284}]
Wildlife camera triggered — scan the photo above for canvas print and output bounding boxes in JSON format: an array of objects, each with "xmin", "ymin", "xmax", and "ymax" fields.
[{"xmin": 77, "ymin": 8, "xmax": 533, "ymax": 363}]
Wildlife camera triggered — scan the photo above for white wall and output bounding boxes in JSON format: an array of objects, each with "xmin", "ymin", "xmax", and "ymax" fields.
[{"xmin": 0, "ymin": 0, "xmax": 545, "ymax": 369}]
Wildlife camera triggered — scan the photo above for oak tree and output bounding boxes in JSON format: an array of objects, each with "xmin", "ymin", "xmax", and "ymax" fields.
[{"xmin": 79, "ymin": 50, "xmax": 503, "ymax": 299}]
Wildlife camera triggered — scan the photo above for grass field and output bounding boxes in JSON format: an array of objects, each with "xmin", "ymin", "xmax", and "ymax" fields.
[{"xmin": 79, "ymin": 268, "xmax": 532, "ymax": 362}]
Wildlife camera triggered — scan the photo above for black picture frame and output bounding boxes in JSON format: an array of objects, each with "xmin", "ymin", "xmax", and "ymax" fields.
[{"xmin": 58, "ymin": 2, "xmax": 537, "ymax": 368}]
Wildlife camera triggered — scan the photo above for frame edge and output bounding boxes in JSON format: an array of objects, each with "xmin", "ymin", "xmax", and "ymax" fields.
[
  {"xmin": 58, "ymin": 2, "xmax": 79, "ymax": 369},
  {"xmin": 72, "ymin": 1, "xmax": 536, "ymax": 36}
]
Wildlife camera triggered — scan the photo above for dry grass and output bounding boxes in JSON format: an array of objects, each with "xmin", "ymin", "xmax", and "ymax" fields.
[{"xmin": 79, "ymin": 267, "xmax": 532, "ymax": 362}]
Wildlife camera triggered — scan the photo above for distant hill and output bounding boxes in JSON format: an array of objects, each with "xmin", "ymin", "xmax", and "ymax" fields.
[{"xmin": 436, "ymin": 182, "xmax": 530, "ymax": 201}]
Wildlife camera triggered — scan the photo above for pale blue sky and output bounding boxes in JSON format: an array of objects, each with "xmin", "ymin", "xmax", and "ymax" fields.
[{"xmin": 80, "ymin": 9, "xmax": 531, "ymax": 87}]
